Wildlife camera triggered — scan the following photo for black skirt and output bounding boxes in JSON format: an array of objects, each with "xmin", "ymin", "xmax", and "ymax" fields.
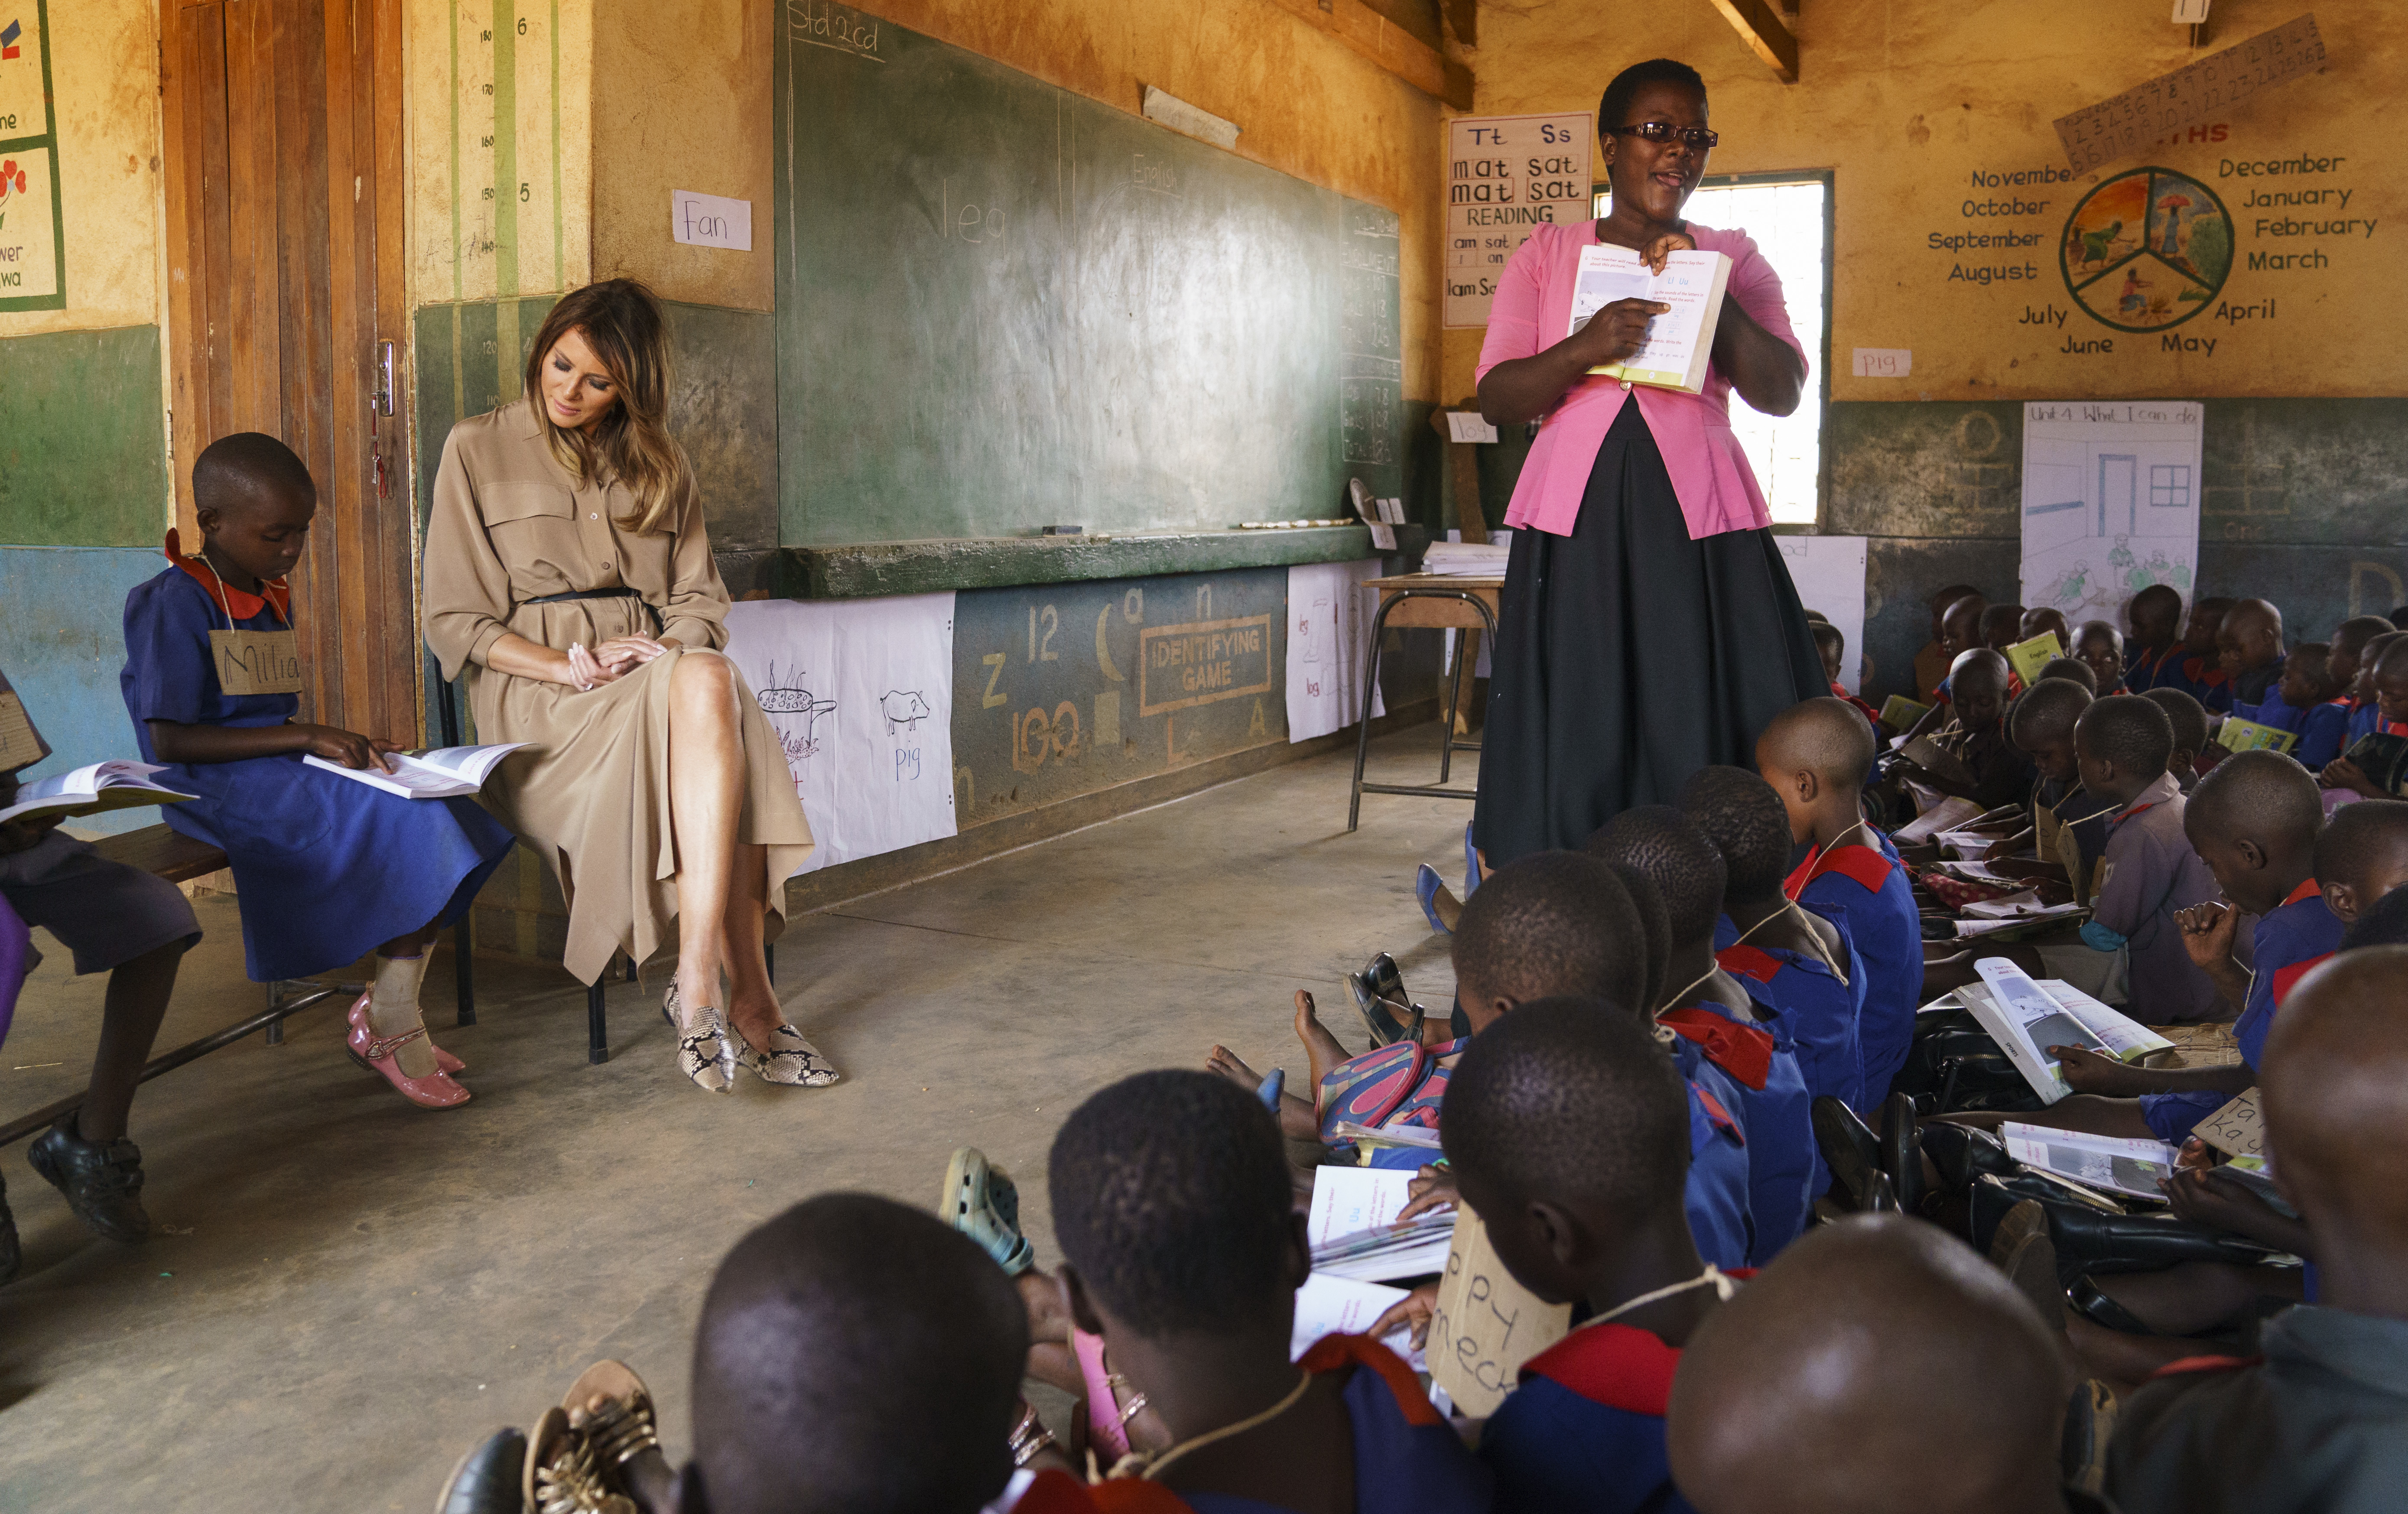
[{"xmin": 1473, "ymin": 398, "xmax": 1825, "ymax": 865}]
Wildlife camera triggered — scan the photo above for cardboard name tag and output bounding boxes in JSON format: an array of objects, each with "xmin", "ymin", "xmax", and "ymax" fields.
[
  {"xmin": 209, "ymin": 629, "xmax": 305, "ymax": 696},
  {"xmin": 1427, "ymin": 1208, "xmax": 1572, "ymax": 1420},
  {"xmin": 2194, "ymin": 1088, "xmax": 2265, "ymax": 1160}
]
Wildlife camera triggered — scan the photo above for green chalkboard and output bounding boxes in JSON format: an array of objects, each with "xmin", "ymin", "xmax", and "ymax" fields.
[{"xmin": 773, "ymin": 6, "xmax": 1402, "ymax": 547}]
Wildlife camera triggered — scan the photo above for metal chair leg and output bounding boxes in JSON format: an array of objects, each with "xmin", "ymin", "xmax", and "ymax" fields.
[
  {"xmin": 454, "ymin": 915, "xmax": 477, "ymax": 1027},
  {"xmin": 265, "ymin": 980, "xmax": 284, "ymax": 1045},
  {"xmin": 587, "ymin": 977, "xmax": 609, "ymax": 1065},
  {"xmin": 1437, "ymin": 634, "xmax": 1469, "ymax": 785},
  {"xmin": 624, "ymin": 954, "xmax": 637, "ymax": 984},
  {"xmin": 1347, "ymin": 598, "xmax": 1399, "ymax": 833}
]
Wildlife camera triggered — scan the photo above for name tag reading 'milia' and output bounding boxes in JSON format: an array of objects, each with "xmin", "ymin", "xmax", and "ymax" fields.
[{"xmin": 209, "ymin": 629, "xmax": 305, "ymax": 696}]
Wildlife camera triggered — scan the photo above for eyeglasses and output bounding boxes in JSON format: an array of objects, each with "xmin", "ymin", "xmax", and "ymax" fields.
[{"xmin": 1606, "ymin": 122, "xmax": 1720, "ymax": 150}]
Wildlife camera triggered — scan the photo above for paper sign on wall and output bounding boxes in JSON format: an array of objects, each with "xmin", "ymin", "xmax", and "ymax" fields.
[
  {"xmin": 1286, "ymin": 559, "xmax": 1385, "ymax": 743},
  {"xmin": 1427, "ymin": 1209, "xmax": 1573, "ymax": 1420},
  {"xmin": 671, "ymin": 189, "xmax": 753, "ymax": 251},
  {"xmin": 1445, "ymin": 112, "xmax": 1594, "ymax": 329},
  {"xmin": 1851, "ymin": 348, "xmax": 1912, "ymax": 378},
  {"xmin": 1445, "ymin": 411, "xmax": 1500, "ymax": 444},
  {"xmin": 1777, "ymin": 535, "xmax": 1869, "ymax": 693},
  {"xmin": 2021, "ymin": 402, "xmax": 2202, "ymax": 633},
  {"xmin": 724, "ymin": 595, "xmax": 957, "ymax": 872},
  {"xmin": 2051, "ymin": 14, "xmax": 2323, "ymax": 175}
]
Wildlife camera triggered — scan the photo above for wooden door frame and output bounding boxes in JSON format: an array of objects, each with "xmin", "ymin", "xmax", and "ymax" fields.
[{"xmin": 159, "ymin": 0, "xmax": 420, "ymax": 741}]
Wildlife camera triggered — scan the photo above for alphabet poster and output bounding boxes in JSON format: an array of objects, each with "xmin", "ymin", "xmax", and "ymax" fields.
[
  {"xmin": 724, "ymin": 594, "xmax": 957, "ymax": 872},
  {"xmin": 2020, "ymin": 401, "xmax": 2203, "ymax": 629},
  {"xmin": 1285, "ymin": 559, "xmax": 1384, "ymax": 743}
]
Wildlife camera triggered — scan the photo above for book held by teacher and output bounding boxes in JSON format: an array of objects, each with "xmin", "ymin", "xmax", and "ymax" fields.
[
  {"xmin": 304, "ymin": 743, "xmax": 529, "ymax": 799},
  {"xmin": 1565, "ymin": 243, "xmax": 1732, "ymax": 395}
]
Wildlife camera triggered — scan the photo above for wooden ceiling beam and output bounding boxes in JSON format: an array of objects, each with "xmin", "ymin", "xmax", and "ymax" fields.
[
  {"xmin": 1702, "ymin": 0, "xmax": 1798, "ymax": 82},
  {"xmin": 1261, "ymin": 0, "xmax": 1476, "ymax": 109}
]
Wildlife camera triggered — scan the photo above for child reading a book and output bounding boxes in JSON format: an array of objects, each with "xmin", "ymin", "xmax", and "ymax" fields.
[
  {"xmin": 2324, "ymin": 615, "xmax": 2393, "ymax": 710},
  {"xmin": 2106, "ymin": 948, "xmax": 2408, "ymax": 1514},
  {"xmin": 2237, "ymin": 642, "xmax": 2351, "ymax": 770},
  {"xmin": 1049, "ymin": 1070, "xmax": 1492, "ymax": 1510},
  {"xmin": 2149, "ymin": 595, "xmax": 2236, "ymax": 714},
  {"xmin": 1915, "ymin": 585, "xmax": 1983, "ymax": 707},
  {"xmin": 1978, "ymin": 679, "xmax": 2107, "ymax": 890},
  {"xmin": 2021, "ymin": 605, "xmax": 2073, "ymax": 654},
  {"xmin": 1682, "ymin": 765, "xmax": 1865, "ymax": 1115},
  {"xmin": 120, "ymin": 433, "xmax": 518, "ymax": 1109},
  {"xmin": 2122, "ymin": 585, "xmax": 2184, "ymax": 692},
  {"xmin": 1934, "ymin": 594, "xmax": 1989, "ymax": 702},
  {"xmin": 2036, "ymin": 656, "xmax": 2098, "ymax": 695},
  {"xmin": 2059, "ymin": 698, "xmax": 2222, "ymax": 1023},
  {"xmin": 0, "ymin": 721, "xmax": 201, "ymax": 1268},
  {"xmin": 1669, "ymin": 1215, "xmax": 2087, "ymax": 1514},
  {"xmin": 1590, "ymin": 807, "xmax": 1814, "ymax": 1262},
  {"xmin": 2321, "ymin": 636, "xmax": 2408, "ymax": 800},
  {"xmin": 2213, "ymin": 598, "xmax": 2288, "ymax": 728},
  {"xmin": 1446, "ymin": 1001, "xmax": 1739, "ymax": 1514},
  {"xmin": 2140, "ymin": 688, "xmax": 2209, "ymax": 791},
  {"xmin": 1910, "ymin": 651, "xmax": 2037, "ymax": 811},
  {"xmin": 2340, "ymin": 628, "xmax": 2402, "ymax": 746},
  {"xmin": 1757, "ymin": 698, "xmax": 1921, "ymax": 1109},
  {"xmin": 2074, "ymin": 620, "xmax": 2127, "ymax": 695}
]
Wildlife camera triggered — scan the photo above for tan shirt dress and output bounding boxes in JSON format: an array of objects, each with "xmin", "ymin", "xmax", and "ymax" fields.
[{"xmin": 422, "ymin": 399, "xmax": 814, "ymax": 984}]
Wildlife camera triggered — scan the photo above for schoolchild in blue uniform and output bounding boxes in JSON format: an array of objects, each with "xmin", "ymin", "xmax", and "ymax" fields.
[
  {"xmin": 2120, "ymin": 583, "xmax": 2185, "ymax": 696},
  {"xmin": 2213, "ymin": 599, "xmax": 2286, "ymax": 731},
  {"xmin": 1757, "ymin": 699, "xmax": 1924, "ymax": 1109},
  {"xmin": 1682, "ymin": 765, "xmax": 1865, "ymax": 1114},
  {"xmin": 1045, "ymin": 1071, "xmax": 1492, "ymax": 1514},
  {"xmin": 2144, "ymin": 595, "xmax": 2236, "ymax": 713},
  {"xmin": 1591, "ymin": 806, "xmax": 1811, "ymax": 1264},
  {"xmin": 1443, "ymin": 1002, "xmax": 1752, "ymax": 1514},
  {"xmin": 2232, "ymin": 643, "xmax": 2350, "ymax": 769},
  {"xmin": 121, "ymin": 434, "xmax": 516, "ymax": 1109},
  {"xmin": 2325, "ymin": 617, "xmax": 2394, "ymax": 745}
]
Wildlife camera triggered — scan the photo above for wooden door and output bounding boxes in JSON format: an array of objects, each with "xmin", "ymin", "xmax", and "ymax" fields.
[{"xmin": 160, "ymin": 0, "xmax": 418, "ymax": 742}]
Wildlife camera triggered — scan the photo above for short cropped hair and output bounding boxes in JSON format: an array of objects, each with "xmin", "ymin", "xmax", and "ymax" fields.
[
  {"xmin": 2189, "ymin": 748, "xmax": 2323, "ymax": 847},
  {"xmin": 2140, "ymin": 687, "xmax": 2209, "ymax": 755},
  {"xmin": 2342, "ymin": 885, "xmax": 2408, "ymax": 950},
  {"xmin": 2314, "ymin": 799, "xmax": 2408, "ymax": 895},
  {"xmin": 1048, "ymin": 1072, "xmax": 1293, "ymax": 1339},
  {"xmin": 1603, "ymin": 859, "xmax": 1673, "ymax": 1013},
  {"xmin": 691, "ymin": 1195, "xmax": 1026, "ymax": 1514},
  {"xmin": 1600, "ymin": 58, "xmax": 1706, "ymax": 128},
  {"xmin": 1811, "ymin": 622, "xmax": 1845, "ymax": 659},
  {"xmin": 1587, "ymin": 806, "xmax": 1728, "ymax": 945},
  {"xmin": 2009, "ymin": 679, "xmax": 2092, "ymax": 744},
  {"xmin": 1759, "ymin": 697, "xmax": 1878, "ymax": 786},
  {"xmin": 2075, "ymin": 696, "xmax": 2174, "ymax": 778},
  {"xmin": 193, "ymin": 431, "xmax": 314, "ymax": 516},
  {"xmin": 1453, "ymin": 852, "xmax": 1654, "ymax": 1012},
  {"xmin": 1441, "ymin": 998, "xmax": 1690, "ymax": 1217},
  {"xmin": 1679, "ymin": 766, "xmax": 1794, "ymax": 905},
  {"xmin": 2036, "ymin": 658, "xmax": 2098, "ymax": 693}
]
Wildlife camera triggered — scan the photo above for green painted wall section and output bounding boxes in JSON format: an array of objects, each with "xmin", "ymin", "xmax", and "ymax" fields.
[{"xmin": 0, "ymin": 324, "xmax": 168, "ymax": 548}]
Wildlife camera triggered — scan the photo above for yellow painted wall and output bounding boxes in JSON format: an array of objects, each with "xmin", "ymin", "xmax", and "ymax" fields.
[
  {"xmin": 590, "ymin": 0, "xmax": 773, "ymax": 312},
  {"xmin": 0, "ymin": 0, "xmax": 161, "ymax": 338},
  {"xmin": 842, "ymin": 0, "xmax": 1450, "ymax": 403},
  {"xmin": 1443, "ymin": 0, "xmax": 2402, "ymax": 403}
]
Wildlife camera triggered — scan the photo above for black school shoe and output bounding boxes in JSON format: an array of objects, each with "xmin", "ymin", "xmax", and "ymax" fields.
[
  {"xmin": 0, "ymin": 1170, "xmax": 19, "ymax": 1286},
  {"xmin": 28, "ymin": 1115, "xmax": 151, "ymax": 1244}
]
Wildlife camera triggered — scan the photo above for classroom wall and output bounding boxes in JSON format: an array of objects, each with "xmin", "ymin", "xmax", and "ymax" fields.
[
  {"xmin": 0, "ymin": 0, "xmax": 172, "ymax": 824},
  {"xmin": 1447, "ymin": 0, "xmax": 2407, "ymax": 698}
]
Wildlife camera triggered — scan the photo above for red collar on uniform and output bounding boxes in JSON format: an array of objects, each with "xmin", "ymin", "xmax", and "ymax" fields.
[
  {"xmin": 163, "ymin": 530, "xmax": 291, "ymax": 622},
  {"xmin": 2183, "ymin": 655, "xmax": 2231, "ymax": 688},
  {"xmin": 2281, "ymin": 877, "xmax": 2323, "ymax": 909},
  {"xmin": 2271, "ymin": 951, "xmax": 2335, "ymax": 1010},
  {"xmin": 1659, "ymin": 1007, "xmax": 1774, "ymax": 1091},
  {"xmin": 2326, "ymin": 696, "xmax": 2353, "ymax": 708},
  {"xmin": 1518, "ymin": 1284, "xmax": 1756, "ymax": 1412},
  {"xmin": 1716, "ymin": 942, "xmax": 1782, "ymax": 984},
  {"xmin": 1296, "ymin": 1333, "xmax": 1444, "ymax": 1426},
  {"xmin": 1784, "ymin": 841, "xmax": 1894, "ymax": 900},
  {"xmin": 2150, "ymin": 1352, "xmax": 2261, "ymax": 1381},
  {"xmin": 2389, "ymin": 720, "xmax": 2408, "ymax": 738}
]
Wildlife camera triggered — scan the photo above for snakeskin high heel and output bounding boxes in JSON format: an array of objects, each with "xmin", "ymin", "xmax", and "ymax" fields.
[
  {"xmin": 662, "ymin": 981, "xmax": 736, "ymax": 1094},
  {"xmin": 737, "ymin": 1022, "xmax": 840, "ymax": 1088}
]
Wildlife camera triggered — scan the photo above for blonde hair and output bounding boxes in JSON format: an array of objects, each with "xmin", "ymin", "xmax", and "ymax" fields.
[{"xmin": 522, "ymin": 279, "xmax": 690, "ymax": 534}]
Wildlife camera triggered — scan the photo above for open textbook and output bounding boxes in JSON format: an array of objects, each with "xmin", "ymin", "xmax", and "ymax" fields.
[
  {"xmin": 304, "ymin": 743, "xmax": 528, "ymax": 799},
  {"xmin": 1306, "ymin": 1167, "xmax": 1454, "ymax": 1283},
  {"xmin": 1999, "ymin": 1124, "xmax": 2182, "ymax": 1200},
  {"xmin": 1565, "ymin": 244, "xmax": 1732, "ymax": 394},
  {"xmin": 0, "ymin": 761, "xmax": 196, "ymax": 825},
  {"xmin": 1953, "ymin": 960, "xmax": 2174, "ymax": 1102}
]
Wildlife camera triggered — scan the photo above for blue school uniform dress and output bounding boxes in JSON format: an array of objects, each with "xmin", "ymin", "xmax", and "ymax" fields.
[
  {"xmin": 1787, "ymin": 831, "xmax": 1921, "ymax": 1111},
  {"xmin": 120, "ymin": 542, "xmax": 517, "ymax": 982},
  {"xmin": 2138, "ymin": 878, "xmax": 2342, "ymax": 1143},
  {"xmin": 1666, "ymin": 1042, "xmax": 1753, "ymax": 1270},
  {"xmin": 2144, "ymin": 650, "xmax": 2233, "ymax": 714},
  {"xmin": 1662, "ymin": 1001, "xmax": 1813, "ymax": 1264},
  {"xmin": 2240, "ymin": 695, "xmax": 2350, "ymax": 770},
  {"xmin": 1713, "ymin": 913, "xmax": 1866, "ymax": 1111},
  {"xmin": 1180, "ymin": 1335, "xmax": 1492, "ymax": 1514},
  {"xmin": 2345, "ymin": 699, "xmax": 2382, "ymax": 747},
  {"xmin": 1479, "ymin": 1304, "xmax": 1742, "ymax": 1514}
]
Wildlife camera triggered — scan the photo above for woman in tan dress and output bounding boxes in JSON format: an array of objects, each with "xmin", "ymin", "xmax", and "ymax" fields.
[{"xmin": 423, "ymin": 279, "xmax": 835, "ymax": 1094}]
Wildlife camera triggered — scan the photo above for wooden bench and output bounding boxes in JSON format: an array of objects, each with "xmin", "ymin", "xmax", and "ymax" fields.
[{"xmin": 0, "ymin": 823, "xmax": 477, "ymax": 1147}]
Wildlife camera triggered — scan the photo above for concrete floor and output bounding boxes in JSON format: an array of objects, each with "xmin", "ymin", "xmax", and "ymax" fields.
[{"xmin": 0, "ymin": 728, "xmax": 1473, "ymax": 1511}]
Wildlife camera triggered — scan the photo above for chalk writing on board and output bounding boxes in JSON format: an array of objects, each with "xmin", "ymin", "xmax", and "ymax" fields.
[
  {"xmin": 787, "ymin": 0, "xmax": 884, "ymax": 62},
  {"xmin": 2052, "ymin": 14, "xmax": 2324, "ymax": 175}
]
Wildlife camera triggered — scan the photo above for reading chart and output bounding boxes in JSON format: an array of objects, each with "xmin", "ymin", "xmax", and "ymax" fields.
[{"xmin": 1444, "ymin": 111, "xmax": 1593, "ymax": 328}]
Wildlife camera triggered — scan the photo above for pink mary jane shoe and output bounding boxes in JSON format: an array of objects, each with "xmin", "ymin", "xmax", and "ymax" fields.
[{"xmin": 345, "ymin": 991, "xmax": 471, "ymax": 1109}]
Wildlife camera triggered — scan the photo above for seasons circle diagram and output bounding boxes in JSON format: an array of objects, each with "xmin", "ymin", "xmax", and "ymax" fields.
[{"xmin": 2059, "ymin": 167, "xmax": 2233, "ymax": 333}]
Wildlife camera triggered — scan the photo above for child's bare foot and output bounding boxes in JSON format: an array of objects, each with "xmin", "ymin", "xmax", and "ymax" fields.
[
  {"xmin": 1294, "ymin": 989, "xmax": 1354, "ymax": 1089},
  {"xmin": 1206, "ymin": 1043, "xmax": 1266, "ymax": 1095},
  {"xmin": 1294, "ymin": 988, "xmax": 1322, "ymax": 1048}
]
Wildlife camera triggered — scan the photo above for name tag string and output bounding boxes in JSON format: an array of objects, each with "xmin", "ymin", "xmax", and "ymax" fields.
[{"xmin": 195, "ymin": 554, "xmax": 307, "ymax": 697}]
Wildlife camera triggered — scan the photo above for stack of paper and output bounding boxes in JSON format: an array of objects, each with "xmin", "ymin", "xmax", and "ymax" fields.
[
  {"xmin": 1421, "ymin": 543, "xmax": 1509, "ymax": 578},
  {"xmin": 1306, "ymin": 1167, "xmax": 1454, "ymax": 1282},
  {"xmin": 1999, "ymin": 1123, "xmax": 2181, "ymax": 1199}
]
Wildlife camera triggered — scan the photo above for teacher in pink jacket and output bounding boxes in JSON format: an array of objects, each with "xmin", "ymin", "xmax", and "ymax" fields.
[{"xmin": 1472, "ymin": 58, "xmax": 1825, "ymax": 865}]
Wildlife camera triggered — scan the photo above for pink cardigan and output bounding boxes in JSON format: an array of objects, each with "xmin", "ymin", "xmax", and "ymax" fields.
[{"xmin": 1475, "ymin": 219, "xmax": 1804, "ymax": 542}]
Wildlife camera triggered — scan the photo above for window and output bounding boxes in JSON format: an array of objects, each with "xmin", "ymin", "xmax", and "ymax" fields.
[
  {"xmin": 2149, "ymin": 464, "xmax": 2191, "ymax": 508},
  {"xmin": 1596, "ymin": 175, "xmax": 1831, "ymax": 524}
]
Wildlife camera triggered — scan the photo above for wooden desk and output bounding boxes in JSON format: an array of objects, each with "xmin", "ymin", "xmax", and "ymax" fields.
[{"xmin": 1349, "ymin": 574, "xmax": 1503, "ymax": 830}]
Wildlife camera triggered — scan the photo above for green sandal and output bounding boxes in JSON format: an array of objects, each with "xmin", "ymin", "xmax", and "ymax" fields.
[{"xmin": 941, "ymin": 1146, "xmax": 1036, "ymax": 1276}]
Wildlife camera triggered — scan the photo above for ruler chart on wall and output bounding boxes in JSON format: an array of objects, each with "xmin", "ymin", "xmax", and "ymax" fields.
[
  {"xmin": 1444, "ymin": 111, "xmax": 1593, "ymax": 328},
  {"xmin": 427, "ymin": 0, "xmax": 579, "ymax": 406},
  {"xmin": 0, "ymin": 0, "xmax": 63, "ymax": 312}
]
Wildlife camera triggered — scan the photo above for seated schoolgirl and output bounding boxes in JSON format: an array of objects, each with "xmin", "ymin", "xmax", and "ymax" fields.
[{"xmin": 120, "ymin": 433, "xmax": 517, "ymax": 1108}]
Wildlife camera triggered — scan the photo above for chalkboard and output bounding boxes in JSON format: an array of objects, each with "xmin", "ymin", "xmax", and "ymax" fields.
[{"xmin": 773, "ymin": 6, "xmax": 1403, "ymax": 546}]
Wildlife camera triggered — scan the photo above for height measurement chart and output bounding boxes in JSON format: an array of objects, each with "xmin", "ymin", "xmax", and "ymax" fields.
[
  {"xmin": 1444, "ymin": 112, "xmax": 1593, "ymax": 328},
  {"xmin": 2021, "ymin": 401, "xmax": 2203, "ymax": 628}
]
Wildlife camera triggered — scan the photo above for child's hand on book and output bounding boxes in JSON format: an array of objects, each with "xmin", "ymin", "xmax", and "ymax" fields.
[
  {"xmin": 1368, "ymin": 1282, "xmax": 1440, "ymax": 1351},
  {"xmin": 1397, "ymin": 1164, "xmax": 1460, "ymax": 1223},
  {"xmin": 2047, "ymin": 1044, "xmax": 2142, "ymax": 1097},
  {"xmin": 2320, "ymin": 755, "xmax": 2385, "ymax": 798},
  {"xmin": 298, "ymin": 724, "xmax": 398, "ymax": 774}
]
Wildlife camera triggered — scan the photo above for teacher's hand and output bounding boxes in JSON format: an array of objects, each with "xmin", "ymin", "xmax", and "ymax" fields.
[
  {"xmin": 1639, "ymin": 229, "xmax": 1697, "ymax": 273},
  {"xmin": 1572, "ymin": 296, "xmax": 1673, "ymax": 367},
  {"xmin": 591, "ymin": 636, "xmax": 669, "ymax": 675}
]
